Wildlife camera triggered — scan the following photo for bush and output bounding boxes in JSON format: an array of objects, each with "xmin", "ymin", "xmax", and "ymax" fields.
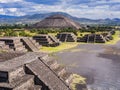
[
  {"xmin": 4, "ymin": 29, "xmax": 18, "ymax": 36},
  {"xmin": 19, "ymin": 31, "xmax": 32, "ymax": 37}
]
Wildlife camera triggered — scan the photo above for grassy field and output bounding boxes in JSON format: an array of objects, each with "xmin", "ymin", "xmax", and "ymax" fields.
[
  {"xmin": 40, "ymin": 31, "xmax": 120, "ymax": 53},
  {"xmin": 40, "ymin": 42, "xmax": 79, "ymax": 53},
  {"xmin": 71, "ymin": 74, "xmax": 86, "ymax": 90}
]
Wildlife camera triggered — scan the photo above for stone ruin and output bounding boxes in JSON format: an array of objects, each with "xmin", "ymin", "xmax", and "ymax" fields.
[
  {"xmin": 30, "ymin": 14, "xmax": 82, "ymax": 30},
  {"xmin": 0, "ymin": 37, "xmax": 41, "ymax": 52},
  {"xmin": 77, "ymin": 30, "xmax": 116, "ymax": 43},
  {"xmin": 0, "ymin": 52, "xmax": 88, "ymax": 90},
  {"xmin": 77, "ymin": 34, "xmax": 107, "ymax": 43},
  {"xmin": 56, "ymin": 32, "xmax": 77, "ymax": 42},
  {"xmin": 0, "ymin": 41, "xmax": 11, "ymax": 51},
  {"xmin": 33, "ymin": 34, "xmax": 60, "ymax": 47}
]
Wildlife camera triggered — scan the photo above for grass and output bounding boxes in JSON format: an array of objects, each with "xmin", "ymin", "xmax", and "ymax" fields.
[
  {"xmin": 48, "ymin": 33, "xmax": 57, "ymax": 36},
  {"xmin": 40, "ymin": 42, "xmax": 79, "ymax": 53},
  {"xmin": 24, "ymin": 30, "xmax": 37, "ymax": 36},
  {"xmin": 71, "ymin": 74, "xmax": 86, "ymax": 90},
  {"xmin": 106, "ymin": 31, "xmax": 120, "ymax": 45}
]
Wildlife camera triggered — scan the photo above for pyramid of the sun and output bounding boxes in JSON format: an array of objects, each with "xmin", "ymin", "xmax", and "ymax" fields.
[{"xmin": 31, "ymin": 14, "xmax": 82, "ymax": 29}]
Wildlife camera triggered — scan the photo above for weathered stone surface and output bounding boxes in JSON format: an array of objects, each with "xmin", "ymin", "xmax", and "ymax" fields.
[
  {"xmin": 77, "ymin": 34, "xmax": 107, "ymax": 43},
  {"xmin": 0, "ymin": 37, "xmax": 41, "ymax": 52},
  {"xmin": 26, "ymin": 59, "xmax": 70, "ymax": 90},
  {"xmin": 31, "ymin": 14, "xmax": 82, "ymax": 29},
  {"xmin": 0, "ymin": 52, "xmax": 25, "ymax": 62},
  {"xmin": 0, "ymin": 37, "xmax": 27, "ymax": 52},
  {"xmin": 0, "ymin": 52, "xmax": 74, "ymax": 90},
  {"xmin": 21, "ymin": 37, "xmax": 41, "ymax": 52},
  {"xmin": 0, "ymin": 75, "xmax": 34, "ymax": 90},
  {"xmin": 33, "ymin": 34, "xmax": 60, "ymax": 47},
  {"xmin": 57, "ymin": 32, "xmax": 77, "ymax": 42},
  {"xmin": 0, "ymin": 41, "xmax": 11, "ymax": 51}
]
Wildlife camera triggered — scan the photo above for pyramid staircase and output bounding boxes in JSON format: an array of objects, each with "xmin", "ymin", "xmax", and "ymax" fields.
[
  {"xmin": 41, "ymin": 55, "xmax": 74, "ymax": 86},
  {"xmin": 33, "ymin": 35, "xmax": 60, "ymax": 47},
  {"xmin": 21, "ymin": 37, "xmax": 41, "ymax": 52},
  {"xmin": 57, "ymin": 32, "xmax": 77, "ymax": 42},
  {"xmin": 0, "ymin": 37, "xmax": 27, "ymax": 52},
  {"xmin": 0, "ymin": 52, "xmax": 77, "ymax": 90}
]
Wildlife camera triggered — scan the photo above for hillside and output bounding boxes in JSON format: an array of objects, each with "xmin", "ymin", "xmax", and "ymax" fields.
[{"xmin": 0, "ymin": 12, "xmax": 120, "ymax": 25}]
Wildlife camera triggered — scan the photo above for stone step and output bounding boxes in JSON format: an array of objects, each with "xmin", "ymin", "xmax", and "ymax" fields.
[
  {"xmin": 0, "ymin": 75, "xmax": 34, "ymax": 90},
  {"xmin": 46, "ymin": 59, "xmax": 60, "ymax": 70},
  {"xmin": 40, "ymin": 56, "xmax": 60, "ymax": 70},
  {"xmin": 29, "ymin": 38, "xmax": 41, "ymax": 48},
  {"xmin": 14, "ymin": 44, "xmax": 25, "ymax": 48},
  {"xmin": 0, "ymin": 66, "xmax": 25, "ymax": 83},
  {"xmin": 15, "ymin": 47, "xmax": 27, "ymax": 52},
  {"xmin": 53, "ymin": 66, "xmax": 66, "ymax": 76},
  {"xmin": 25, "ymin": 59, "xmax": 70, "ymax": 90},
  {"xmin": 40, "ymin": 54, "xmax": 49, "ymax": 60},
  {"xmin": 14, "ymin": 42, "xmax": 23, "ymax": 46},
  {"xmin": 33, "ymin": 35, "xmax": 60, "ymax": 47},
  {"xmin": 60, "ymin": 72, "xmax": 73, "ymax": 85},
  {"xmin": 21, "ymin": 38, "xmax": 39, "ymax": 52}
]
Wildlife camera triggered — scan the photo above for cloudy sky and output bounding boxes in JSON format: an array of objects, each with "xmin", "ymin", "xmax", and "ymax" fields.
[{"xmin": 0, "ymin": 0, "xmax": 120, "ymax": 19}]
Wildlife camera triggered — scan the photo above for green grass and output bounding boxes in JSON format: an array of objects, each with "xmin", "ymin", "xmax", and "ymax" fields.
[
  {"xmin": 70, "ymin": 74, "xmax": 86, "ymax": 90},
  {"xmin": 106, "ymin": 31, "xmax": 120, "ymax": 45},
  {"xmin": 40, "ymin": 42, "xmax": 79, "ymax": 53},
  {"xmin": 48, "ymin": 33, "xmax": 57, "ymax": 36}
]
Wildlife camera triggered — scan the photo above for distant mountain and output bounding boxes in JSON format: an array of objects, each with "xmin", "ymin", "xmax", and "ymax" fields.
[
  {"xmin": 0, "ymin": 12, "xmax": 120, "ymax": 25},
  {"xmin": 0, "ymin": 15, "xmax": 17, "ymax": 19}
]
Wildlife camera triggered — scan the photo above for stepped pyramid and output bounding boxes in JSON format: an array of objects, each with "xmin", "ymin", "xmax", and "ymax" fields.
[
  {"xmin": 0, "ymin": 52, "xmax": 87, "ymax": 90},
  {"xmin": 77, "ymin": 34, "xmax": 107, "ymax": 43},
  {"xmin": 0, "ymin": 37, "xmax": 41, "ymax": 52},
  {"xmin": 0, "ymin": 37, "xmax": 27, "ymax": 52},
  {"xmin": 57, "ymin": 32, "xmax": 77, "ymax": 42},
  {"xmin": 31, "ymin": 14, "xmax": 82, "ymax": 29},
  {"xmin": 33, "ymin": 34, "xmax": 60, "ymax": 47}
]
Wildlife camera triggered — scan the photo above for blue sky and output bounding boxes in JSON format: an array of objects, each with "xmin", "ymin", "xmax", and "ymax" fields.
[{"xmin": 0, "ymin": 0, "xmax": 120, "ymax": 19}]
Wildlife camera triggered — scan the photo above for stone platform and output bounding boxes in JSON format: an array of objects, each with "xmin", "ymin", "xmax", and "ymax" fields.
[
  {"xmin": 0, "ymin": 52, "xmax": 79, "ymax": 90},
  {"xmin": 57, "ymin": 32, "xmax": 77, "ymax": 42},
  {"xmin": 33, "ymin": 34, "xmax": 60, "ymax": 47},
  {"xmin": 0, "ymin": 37, "xmax": 41, "ymax": 52}
]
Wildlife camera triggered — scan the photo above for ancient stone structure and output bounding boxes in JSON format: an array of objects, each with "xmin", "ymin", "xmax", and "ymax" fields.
[
  {"xmin": 109, "ymin": 30, "xmax": 115, "ymax": 35},
  {"xmin": 0, "ymin": 37, "xmax": 41, "ymax": 52},
  {"xmin": 33, "ymin": 34, "xmax": 60, "ymax": 47},
  {"xmin": 0, "ymin": 52, "xmax": 86, "ymax": 90},
  {"xmin": 57, "ymin": 32, "xmax": 77, "ymax": 42},
  {"xmin": 31, "ymin": 14, "xmax": 82, "ymax": 29},
  {"xmin": 0, "ymin": 41, "xmax": 11, "ymax": 51},
  {"xmin": 77, "ymin": 34, "xmax": 107, "ymax": 43},
  {"xmin": 21, "ymin": 37, "xmax": 41, "ymax": 52}
]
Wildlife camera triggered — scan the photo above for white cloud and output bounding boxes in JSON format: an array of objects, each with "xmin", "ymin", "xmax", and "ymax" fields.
[
  {"xmin": 0, "ymin": 0, "xmax": 23, "ymax": 3},
  {"xmin": 0, "ymin": 8, "xmax": 5, "ymax": 14},
  {"xmin": 0, "ymin": 0, "xmax": 120, "ymax": 19},
  {"xmin": 8, "ymin": 8, "xmax": 17, "ymax": 12}
]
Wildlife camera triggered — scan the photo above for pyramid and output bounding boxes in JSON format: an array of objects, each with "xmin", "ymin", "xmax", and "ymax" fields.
[{"xmin": 31, "ymin": 14, "xmax": 82, "ymax": 29}]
